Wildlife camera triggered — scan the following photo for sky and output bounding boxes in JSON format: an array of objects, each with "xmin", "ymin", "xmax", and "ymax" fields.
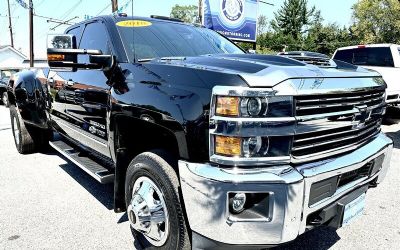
[{"xmin": 0, "ymin": 0, "xmax": 357, "ymax": 58}]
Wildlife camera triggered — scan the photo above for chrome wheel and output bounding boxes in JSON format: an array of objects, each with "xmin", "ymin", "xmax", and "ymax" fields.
[
  {"xmin": 127, "ymin": 176, "xmax": 169, "ymax": 247},
  {"xmin": 12, "ymin": 116, "xmax": 20, "ymax": 146},
  {"xmin": 2, "ymin": 93, "xmax": 7, "ymax": 105}
]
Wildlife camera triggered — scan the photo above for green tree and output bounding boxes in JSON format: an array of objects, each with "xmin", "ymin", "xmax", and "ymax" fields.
[
  {"xmin": 257, "ymin": 15, "xmax": 268, "ymax": 36},
  {"xmin": 304, "ymin": 23, "xmax": 353, "ymax": 55},
  {"xmin": 271, "ymin": 0, "xmax": 315, "ymax": 40},
  {"xmin": 350, "ymin": 0, "xmax": 400, "ymax": 44},
  {"xmin": 170, "ymin": 4, "xmax": 198, "ymax": 23}
]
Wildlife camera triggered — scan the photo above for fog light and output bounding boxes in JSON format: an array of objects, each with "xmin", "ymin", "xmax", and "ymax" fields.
[{"xmin": 231, "ymin": 193, "xmax": 246, "ymax": 214}]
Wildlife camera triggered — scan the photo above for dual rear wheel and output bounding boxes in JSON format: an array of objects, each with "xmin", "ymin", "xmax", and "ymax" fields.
[{"xmin": 10, "ymin": 105, "xmax": 51, "ymax": 154}]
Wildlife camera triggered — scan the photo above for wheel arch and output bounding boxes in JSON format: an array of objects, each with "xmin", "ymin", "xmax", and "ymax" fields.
[{"xmin": 112, "ymin": 114, "xmax": 188, "ymax": 212}]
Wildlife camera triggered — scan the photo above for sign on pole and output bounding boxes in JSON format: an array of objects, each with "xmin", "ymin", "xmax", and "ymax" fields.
[{"xmin": 202, "ymin": 0, "xmax": 258, "ymax": 42}]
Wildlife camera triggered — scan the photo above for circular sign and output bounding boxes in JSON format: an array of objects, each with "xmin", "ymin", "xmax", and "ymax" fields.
[{"xmin": 220, "ymin": 0, "xmax": 245, "ymax": 28}]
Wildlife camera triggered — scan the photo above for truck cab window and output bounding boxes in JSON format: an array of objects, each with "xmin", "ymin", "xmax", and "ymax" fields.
[{"xmin": 79, "ymin": 21, "xmax": 110, "ymax": 63}]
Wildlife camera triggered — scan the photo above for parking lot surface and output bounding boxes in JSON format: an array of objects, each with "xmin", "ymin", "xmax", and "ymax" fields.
[{"xmin": 0, "ymin": 105, "xmax": 399, "ymax": 250}]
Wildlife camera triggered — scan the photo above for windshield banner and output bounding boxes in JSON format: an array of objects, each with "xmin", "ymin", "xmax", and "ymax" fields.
[{"xmin": 202, "ymin": 0, "xmax": 258, "ymax": 42}]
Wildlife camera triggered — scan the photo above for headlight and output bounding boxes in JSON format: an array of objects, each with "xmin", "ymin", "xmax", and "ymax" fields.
[
  {"xmin": 210, "ymin": 86, "xmax": 294, "ymax": 166},
  {"xmin": 215, "ymin": 96, "xmax": 292, "ymax": 117},
  {"xmin": 214, "ymin": 135, "xmax": 292, "ymax": 158}
]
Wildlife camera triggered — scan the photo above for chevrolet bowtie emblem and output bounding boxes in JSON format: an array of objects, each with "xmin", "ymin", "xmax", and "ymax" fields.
[{"xmin": 352, "ymin": 105, "xmax": 371, "ymax": 129}]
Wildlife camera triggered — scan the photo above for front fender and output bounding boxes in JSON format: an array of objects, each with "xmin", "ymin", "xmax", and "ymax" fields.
[
  {"xmin": 110, "ymin": 80, "xmax": 210, "ymax": 161},
  {"xmin": 11, "ymin": 70, "xmax": 50, "ymax": 129}
]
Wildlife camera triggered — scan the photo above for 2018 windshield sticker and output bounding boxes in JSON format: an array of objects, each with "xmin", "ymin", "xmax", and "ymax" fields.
[{"xmin": 116, "ymin": 20, "xmax": 152, "ymax": 27}]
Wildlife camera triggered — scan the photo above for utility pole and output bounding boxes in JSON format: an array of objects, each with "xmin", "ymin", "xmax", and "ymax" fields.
[
  {"xmin": 111, "ymin": 0, "xmax": 118, "ymax": 13},
  {"xmin": 198, "ymin": 0, "xmax": 203, "ymax": 24},
  {"xmin": 7, "ymin": 0, "xmax": 14, "ymax": 47},
  {"xmin": 29, "ymin": 0, "xmax": 34, "ymax": 67}
]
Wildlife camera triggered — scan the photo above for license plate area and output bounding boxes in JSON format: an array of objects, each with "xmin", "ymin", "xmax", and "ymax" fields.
[
  {"xmin": 342, "ymin": 193, "xmax": 366, "ymax": 226},
  {"xmin": 305, "ymin": 185, "xmax": 368, "ymax": 229}
]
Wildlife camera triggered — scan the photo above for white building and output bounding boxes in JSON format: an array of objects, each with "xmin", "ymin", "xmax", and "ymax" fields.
[{"xmin": 0, "ymin": 45, "xmax": 27, "ymax": 69}]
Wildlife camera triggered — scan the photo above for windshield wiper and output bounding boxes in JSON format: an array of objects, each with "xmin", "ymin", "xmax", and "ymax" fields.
[
  {"xmin": 137, "ymin": 58, "xmax": 155, "ymax": 63},
  {"xmin": 137, "ymin": 57, "xmax": 186, "ymax": 63},
  {"xmin": 160, "ymin": 56, "xmax": 186, "ymax": 61}
]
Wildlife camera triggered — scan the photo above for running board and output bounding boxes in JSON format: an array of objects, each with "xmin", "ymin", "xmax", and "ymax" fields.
[{"xmin": 49, "ymin": 140, "xmax": 114, "ymax": 184}]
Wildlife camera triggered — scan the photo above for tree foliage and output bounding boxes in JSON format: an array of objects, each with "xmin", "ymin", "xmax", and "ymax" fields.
[
  {"xmin": 257, "ymin": 15, "xmax": 268, "ymax": 36},
  {"xmin": 271, "ymin": 0, "xmax": 315, "ymax": 40},
  {"xmin": 351, "ymin": 0, "xmax": 400, "ymax": 44},
  {"xmin": 170, "ymin": 4, "xmax": 198, "ymax": 23}
]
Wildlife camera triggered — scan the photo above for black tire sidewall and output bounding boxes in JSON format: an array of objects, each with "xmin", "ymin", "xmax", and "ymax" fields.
[
  {"xmin": 125, "ymin": 157, "xmax": 184, "ymax": 250},
  {"xmin": 10, "ymin": 106, "xmax": 23, "ymax": 152},
  {"xmin": 2, "ymin": 92, "xmax": 8, "ymax": 107}
]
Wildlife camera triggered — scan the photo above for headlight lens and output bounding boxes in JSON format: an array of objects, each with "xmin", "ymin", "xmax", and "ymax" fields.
[
  {"xmin": 243, "ymin": 137, "xmax": 263, "ymax": 157},
  {"xmin": 214, "ymin": 135, "xmax": 292, "ymax": 158},
  {"xmin": 247, "ymin": 98, "xmax": 263, "ymax": 116},
  {"xmin": 216, "ymin": 96, "xmax": 292, "ymax": 117}
]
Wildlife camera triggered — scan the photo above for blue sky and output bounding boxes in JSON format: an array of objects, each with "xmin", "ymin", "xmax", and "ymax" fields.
[{"xmin": 0, "ymin": 0, "xmax": 357, "ymax": 58}]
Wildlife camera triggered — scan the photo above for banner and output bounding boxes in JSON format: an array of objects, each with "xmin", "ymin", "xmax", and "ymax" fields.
[{"xmin": 202, "ymin": 0, "xmax": 258, "ymax": 42}]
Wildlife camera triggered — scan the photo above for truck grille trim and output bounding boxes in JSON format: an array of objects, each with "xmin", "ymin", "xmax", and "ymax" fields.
[
  {"xmin": 295, "ymin": 89, "xmax": 385, "ymax": 116},
  {"xmin": 292, "ymin": 88, "xmax": 385, "ymax": 163},
  {"xmin": 292, "ymin": 120, "xmax": 381, "ymax": 158}
]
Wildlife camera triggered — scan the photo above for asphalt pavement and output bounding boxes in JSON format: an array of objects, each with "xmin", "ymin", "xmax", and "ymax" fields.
[{"xmin": 0, "ymin": 105, "xmax": 399, "ymax": 250}]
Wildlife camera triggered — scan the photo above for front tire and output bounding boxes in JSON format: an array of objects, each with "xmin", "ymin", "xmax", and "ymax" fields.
[
  {"xmin": 2, "ymin": 92, "xmax": 8, "ymax": 107},
  {"xmin": 125, "ymin": 151, "xmax": 191, "ymax": 250},
  {"xmin": 10, "ymin": 105, "xmax": 51, "ymax": 154}
]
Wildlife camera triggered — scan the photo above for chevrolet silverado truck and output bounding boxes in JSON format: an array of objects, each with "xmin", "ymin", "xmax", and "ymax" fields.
[
  {"xmin": 333, "ymin": 44, "xmax": 400, "ymax": 105},
  {"xmin": 8, "ymin": 14, "xmax": 393, "ymax": 249}
]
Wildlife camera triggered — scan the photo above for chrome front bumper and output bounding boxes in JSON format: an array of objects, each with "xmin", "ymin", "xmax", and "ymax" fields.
[{"xmin": 179, "ymin": 133, "xmax": 393, "ymax": 246}]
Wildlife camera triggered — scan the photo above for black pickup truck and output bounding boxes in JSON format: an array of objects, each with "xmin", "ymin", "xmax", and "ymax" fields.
[{"xmin": 8, "ymin": 14, "xmax": 393, "ymax": 249}]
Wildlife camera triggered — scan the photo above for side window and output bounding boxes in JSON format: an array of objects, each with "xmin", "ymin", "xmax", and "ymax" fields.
[
  {"xmin": 66, "ymin": 26, "xmax": 83, "ymax": 46},
  {"xmin": 79, "ymin": 21, "xmax": 110, "ymax": 54},
  {"xmin": 77, "ymin": 21, "xmax": 110, "ymax": 64}
]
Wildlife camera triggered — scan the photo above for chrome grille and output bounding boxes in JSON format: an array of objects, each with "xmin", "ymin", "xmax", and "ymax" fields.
[
  {"xmin": 292, "ymin": 119, "xmax": 381, "ymax": 158},
  {"xmin": 293, "ymin": 88, "xmax": 385, "ymax": 162},
  {"xmin": 295, "ymin": 89, "xmax": 385, "ymax": 117}
]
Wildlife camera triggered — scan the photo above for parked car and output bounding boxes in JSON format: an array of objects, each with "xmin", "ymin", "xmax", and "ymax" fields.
[
  {"xmin": 8, "ymin": 15, "xmax": 393, "ymax": 249},
  {"xmin": 0, "ymin": 69, "xmax": 18, "ymax": 107},
  {"xmin": 333, "ymin": 44, "xmax": 400, "ymax": 105},
  {"xmin": 278, "ymin": 51, "xmax": 333, "ymax": 66}
]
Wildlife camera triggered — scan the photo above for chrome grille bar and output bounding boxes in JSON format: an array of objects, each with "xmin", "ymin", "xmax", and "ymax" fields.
[
  {"xmin": 292, "ymin": 88, "xmax": 385, "ymax": 163},
  {"xmin": 295, "ymin": 89, "xmax": 385, "ymax": 116}
]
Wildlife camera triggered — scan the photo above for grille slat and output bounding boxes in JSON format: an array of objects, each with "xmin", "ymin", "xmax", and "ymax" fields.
[
  {"xmin": 295, "ymin": 89, "xmax": 385, "ymax": 117},
  {"xmin": 292, "ymin": 120, "xmax": 379, "ymax": 152},
  {"xmin": 293, "ymin": 88, "xmax": 384, "ymax": 161}
]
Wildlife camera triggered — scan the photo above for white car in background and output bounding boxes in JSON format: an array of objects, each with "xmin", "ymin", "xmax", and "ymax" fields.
[{"xmin": 333, "ymin": 44, "xmax": 400, "ymax": 105}]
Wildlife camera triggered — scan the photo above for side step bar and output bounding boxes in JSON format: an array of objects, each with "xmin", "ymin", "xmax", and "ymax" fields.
[{"xmin": 49, "ymin": 140, "xmax": 114, "ymax": 184}]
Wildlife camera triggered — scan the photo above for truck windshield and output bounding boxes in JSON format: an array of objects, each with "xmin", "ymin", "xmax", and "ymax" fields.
[
  {"xmin": 117, "ymin": 20, "xmax": 244, "ymax": 62},
  {"xmin": 333, "ymin": 47, "xmax": 394, "ymax": 67}
]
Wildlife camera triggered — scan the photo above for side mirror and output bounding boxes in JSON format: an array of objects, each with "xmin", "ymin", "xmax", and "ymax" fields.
[
  {"xmin": 47, "ymin": 34, "xmax": 113, "ymax": 71},
  {"xmin": 89, "ymin": 55, "xmax": 115, "ymax": 71}
]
